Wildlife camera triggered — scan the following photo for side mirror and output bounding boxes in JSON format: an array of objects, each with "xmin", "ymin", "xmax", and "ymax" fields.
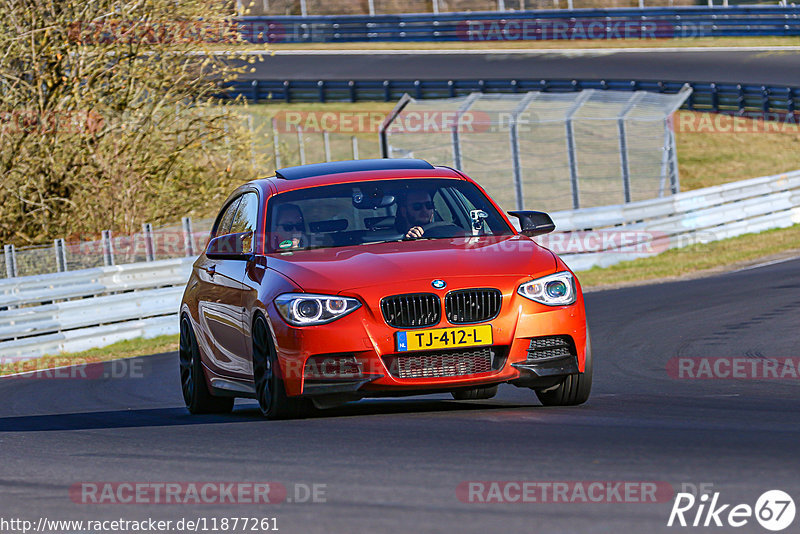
[
  {"xmin": 206, "ymin": 231, "xmax": 254, "ymax": 260},
  {"xmin": 507, "ymin": 211, "xmax": 556, "ymax": 237}
]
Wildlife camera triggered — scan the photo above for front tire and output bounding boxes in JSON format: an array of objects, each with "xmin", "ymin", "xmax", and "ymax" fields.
[
  {"xmin": 179, "ymin": 316, "xmax": 234, "ymax": 414},
  {"xmin": 535, "ymin": 331, "xmax": 593, "ymax": 406},
  {"xmin": 252, "ymin": 315, "xmax": 310, "ymax": 420}
]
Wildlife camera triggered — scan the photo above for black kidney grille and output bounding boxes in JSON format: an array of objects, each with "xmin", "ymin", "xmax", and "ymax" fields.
[
  {"xmin": 380, "ymin": 293, "xmax": 441, "ymax": 328},
  {"xmin": 445, "ymin": 288, "xmax": 502, "ymax": 324},
  {"xmin": 526, "ymin": 336, "xmax": 576, "ymax": 361}
]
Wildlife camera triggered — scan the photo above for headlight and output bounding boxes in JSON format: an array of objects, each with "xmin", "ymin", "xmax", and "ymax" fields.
[
  {"xmin": 518, "ymin": 272, "xmax": 576, "ymax": 306},
  {"xmin": 274, "ymin": 293, "xmax": 361, "ymax": 326}
]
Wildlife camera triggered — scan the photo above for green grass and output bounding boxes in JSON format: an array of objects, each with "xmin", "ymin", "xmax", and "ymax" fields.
[
  {"xmin": 0, "ymin": 334, "xmax": 178, "ymax": 376},
  {"xmin": 578, "ymin": 224, "xmax": 800, "ymax": 289}
]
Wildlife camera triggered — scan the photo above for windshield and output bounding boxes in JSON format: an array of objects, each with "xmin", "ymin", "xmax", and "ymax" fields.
[{"xmin": 266, "ymin": 178, "xmax": 514, "ymax": 252}]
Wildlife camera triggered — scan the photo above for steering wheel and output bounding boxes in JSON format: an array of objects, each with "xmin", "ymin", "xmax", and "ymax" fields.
[{"xmin": 419, "ymin": 221, "xmax": 464, "ymax": 238}]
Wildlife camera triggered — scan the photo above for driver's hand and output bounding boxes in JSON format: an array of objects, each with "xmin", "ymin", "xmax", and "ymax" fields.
[{"xmin": 405, "ymin": 226, "xmax": 424, "ymax": 240}]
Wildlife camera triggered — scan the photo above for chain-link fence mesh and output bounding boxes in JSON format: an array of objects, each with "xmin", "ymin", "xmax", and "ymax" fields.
[
  {"xmin": 2, "ymin": 218, "xmax": 215, "ymax": 279},
  {"xmin": 384, "ymin": 89, "xmax": 691, "ymax": 212}
]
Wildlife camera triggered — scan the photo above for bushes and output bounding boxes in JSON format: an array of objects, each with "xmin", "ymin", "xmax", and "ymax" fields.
[{"xmin": 0, "ymin": 0, "xmax": 262, "ymax": 245}]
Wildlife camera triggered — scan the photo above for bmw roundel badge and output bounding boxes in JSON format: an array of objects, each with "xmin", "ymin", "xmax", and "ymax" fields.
[{"xmin": 431, "ymin": 279, "xmax": 447, "ymax": 290}]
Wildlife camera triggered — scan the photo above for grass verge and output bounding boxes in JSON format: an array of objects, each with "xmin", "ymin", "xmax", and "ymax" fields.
[
  {"xmin": 0, "ymin": 334, "xmax": 179, "ymax": 376},
  {"xmin": 578, "ymin": 223, "xmax": 800, "ymax": 289}
]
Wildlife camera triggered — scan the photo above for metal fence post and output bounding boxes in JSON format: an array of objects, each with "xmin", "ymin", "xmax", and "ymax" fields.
[
  {"xmin": 667, "ymin": 124, "xmax": 681, "ymax": 194},
  {"xmin": 102, "ymin": 230, "xmax": 115, "ymax": 267},
  {"xmin": 272, "ymin": 117, "xmax": 282, "ymax": 169},
  {"xmin": 182, "ymin": 217, "xmax": 195, "ymax": 257},
  {"xmin": 297, "ymin": 126, "xmax": 306, "ymax": 165},
  {"xmin": 432, "ymin": 0, "xmax": 439, "ymax": 14},
  {"xmin": 508, "ymin": 92, "xmax": 539, "ymax": 211},
  {"xmin": 323, "ymin": 131, "xmax": 332, "ymax": 162},
  {"xmin": 54, "ymin": 238, "xmax": 68, "ymax": 272},
  {"xmin": 142, "ymin": 223, "xmax": 155, "ymax": 262},
  {"xmin": 498, "ymin": 0, "xmax": 506, "ymax": 10},
  {"xmin": 300, "ymin": 0, "xmax": 308, "ymax": 16},
  {"xmin": 247, "ymin": 114, "xmax": 256, "ymax": 169},
  {"xmin": 658, "ymin": 119, "xmax": 671, "ymax": 198},
  {"xmin": 379, "ymin": 93, "xmax": 412, "ymax": 158},
  {"xmin": 4, "ymin": 244, "xmax": 17, "ymax": 278},
  {"xmin": 564, "ymin": 90, "xmax": 592, "ymax": 209},
  {"xmin": 451, "ymin": 92, "xmax": 480, "ymax": 169},
  {"xmin": 351, "ymin": 136, "xmax": 360, "ymax": 159},
  {"xmin": 618, "ymin": 92, "xmax": 646, "ymax": 204},
  {"xmin": 368, "ymin": 0, "xmax": 376, "ymax": 15}
]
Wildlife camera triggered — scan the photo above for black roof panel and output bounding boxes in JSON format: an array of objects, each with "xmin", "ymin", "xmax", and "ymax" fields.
[{"xmin": 275, "ymin": 158, "xmax": 434, "ymax": 180}]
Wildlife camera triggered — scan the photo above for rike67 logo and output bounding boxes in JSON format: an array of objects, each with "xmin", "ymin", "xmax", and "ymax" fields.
[{"xmin": 668, "ymin": 489, "xmax": 796, "ymax": 531}]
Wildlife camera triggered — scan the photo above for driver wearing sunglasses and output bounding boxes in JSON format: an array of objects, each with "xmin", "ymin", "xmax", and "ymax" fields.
[
  {"xmin": 397, "ymin": 189, "xmax": 435, "ymax": 240},
  {"xmin": 272, "ymin": 203, "xmax": 307, "ymax": 250}
]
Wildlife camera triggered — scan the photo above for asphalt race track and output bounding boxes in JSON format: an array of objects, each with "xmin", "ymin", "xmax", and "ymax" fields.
[
  {"xmin": 242, "ymin": 49, "xmax": 800, "ymax": 86},
  {"xmin": 1, "ymin": 257, "xmax": 798, "ymax": 533}
]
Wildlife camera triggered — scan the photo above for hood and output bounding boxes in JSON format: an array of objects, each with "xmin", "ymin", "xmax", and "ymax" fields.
[{"xmin": 266, "ymin": 235, "xmax": 557, "ymax": 293}]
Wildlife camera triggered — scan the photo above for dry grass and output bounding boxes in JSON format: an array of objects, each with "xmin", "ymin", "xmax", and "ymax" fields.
[
  {"xmin": 675, "ymin": 110, "xmax": 800, "ymax": 190},
  {"xmin": 578, "ymin": 224, "xmax": 800, "ymax": 288},
  {"xmin": 241, "ymin": 0, "xmax": 693, "ymax": 16}
]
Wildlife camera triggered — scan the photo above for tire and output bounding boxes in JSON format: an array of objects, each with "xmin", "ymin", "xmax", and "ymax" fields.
[
  {"xmin": 535, "ymin": 331, "xmax": 593, "ymax": 407},
  {"xmin": 451, "ymin": 384, "xmax": 499, "ymax": 400},
  {"xmin": 179, "ymin": 316, "xmax": 234, "ymax": 414},
  {"xmin": 252, "ymin": 315, "xmax": 310, "ymax": 420}
]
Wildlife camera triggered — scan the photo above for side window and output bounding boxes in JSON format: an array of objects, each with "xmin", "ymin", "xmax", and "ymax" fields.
[
  {"xmin": 229, "ymin": 192, "xmax": 259, "ymax": 253},
  {"xmin": 214, "ymin": 197, "xmax": 242, "ymax": 238}
]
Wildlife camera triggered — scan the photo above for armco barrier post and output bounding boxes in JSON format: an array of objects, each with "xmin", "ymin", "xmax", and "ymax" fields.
[
  {"xmin": 182, "ymin": 217, "xmax": 195, "ymax": 257},
  {"xmin": 142, "ymin": 223, "xmax": 155, "ymax": 262},
  {"xmin": 102, "ymin": 230, "xmax": 115, "ymax": 267},
  {"xmin": 4, "ymin": 244, "xmax": 17, "ymax": 278},
  {"xmin": 351, "ymin": 136, "xmax": 360, "ymax": 159},
  {"xmin": 54, "ymin": 238, "xmax": 68, "ymax": 273}
]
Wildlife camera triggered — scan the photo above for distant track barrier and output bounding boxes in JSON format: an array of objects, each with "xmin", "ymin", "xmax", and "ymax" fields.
[
  {"xmin": 237, "ymin": 6, "xmax": 800, "ymax": 43},
  {"xmin": 224, "ymin": 78, "xmax": 800, "ymax": 114}
]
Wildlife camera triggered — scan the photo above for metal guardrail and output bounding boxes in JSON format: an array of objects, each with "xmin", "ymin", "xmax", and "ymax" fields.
[
  {"xmin": 1, "ymin": 170, "xmax": 798, "ymax": 359},
  {"xmin": 237, "ymin": 6, "xmax": 800, "ymax": 43},
  {"xmin": 226, "ymin": 78, "xmax": 800, "ymax": 113},
  {"xmin": 547, "ymin": 170, "xmax": 800, "ymax": 270},
  {"xmin": 0, "ymin": 259, "xmax": 193, "ymax": 360},
  {"xmin": 0, "ymin": 257, "xmax": 194, "ymax": 308}
]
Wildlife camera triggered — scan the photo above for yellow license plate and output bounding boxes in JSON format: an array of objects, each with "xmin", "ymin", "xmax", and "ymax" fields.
[{"xmin": 396, "ymin": 325, "xmax": 493, "ymax": 352}]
